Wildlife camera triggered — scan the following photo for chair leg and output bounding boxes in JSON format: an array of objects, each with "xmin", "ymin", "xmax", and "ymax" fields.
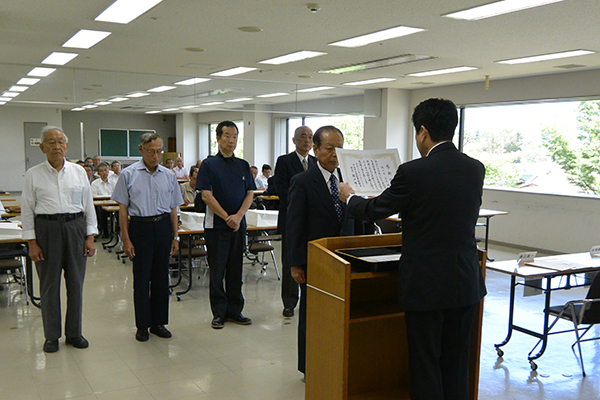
[
  {"xmin": 270, "ymin": 250, "xmax": 280, "ymax": 280},
  {"xmin": 570, "ymin": 312, "xmax": 586, "ymax": 376}
]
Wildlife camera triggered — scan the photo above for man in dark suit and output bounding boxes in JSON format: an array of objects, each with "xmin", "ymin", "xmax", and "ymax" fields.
[
  {"xmin": 274, "ymin": 126, "xmax": 317, "ymax": 318},
  {"xmin": 287, "ymin": 125, "xmax": 354, "ymax": 375},
  {"xmin": 340, "ymin": 98, "xmax": 486, "ymax": 400}
]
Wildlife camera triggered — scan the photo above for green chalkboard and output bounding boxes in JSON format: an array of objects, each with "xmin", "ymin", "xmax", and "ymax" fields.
[
  {"xmin": 100, "ymin": 129, "xmax": 127, "ymax": 157},
  {"xmin": 129, "ymin": 130, "xmax": 154, "ymax": 156}
]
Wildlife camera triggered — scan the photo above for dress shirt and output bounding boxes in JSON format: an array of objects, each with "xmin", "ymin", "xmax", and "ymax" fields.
[
  {"xmin": 0, "ymin": 201, "xmax": 4, "ymax": 214},
  {"xmin": 111, "ymin": 160, "xmax": 183, "ymax": 217},
  {"xmin": 255, "ymin": 174, "xmax": 269, "ymax": 189},
  {"xmin": 295, "ymin": 151, "xmax": 310, "ymax": 170},
  {"xmin": 91, "ymin": 178, "xmax": 115, "ymax": 197},
  {"xmin": 108, "ymin": 173, "xmax": 120, "ymax": 185},
  {"xmin": 173, "ymin": 166, "xmax": 189, "ymax": 178},
  {"xmin": 316, "ymin": 162, "xmax": 340, "ymax": 195},
  {"xmin": 180, "ymin": 181, "xmax": 196, "ymax": 204},
  {"xmin": 22, "ymin": 160, "xmax": 98, "ymax": 240}
]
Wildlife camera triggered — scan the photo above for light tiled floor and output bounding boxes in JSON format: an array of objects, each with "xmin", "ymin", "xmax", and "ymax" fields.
[{"xmin": 1, "ymin": 229, "xmax": 599, "ymax": 399}]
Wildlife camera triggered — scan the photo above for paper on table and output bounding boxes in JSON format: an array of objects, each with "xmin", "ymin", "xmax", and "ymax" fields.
[
  {"xmin": 336, "ymin": 148, "xmax": 401, "ymax": 196},
  {"xmin": 525, "ymin": 258, "xmax": 590, "ymax": 272}
]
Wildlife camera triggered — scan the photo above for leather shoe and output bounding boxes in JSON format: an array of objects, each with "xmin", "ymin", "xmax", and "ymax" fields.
[
  {"xmin": 225, "ymin": 314, "xmax": 252, "ymax": 325},
  {"xmin": 136, "ymin": 329, "xmax": 149, "ymax": 342},
  {"xmin": 283, "ymin": 308, "xmax": 294, "ymax": 317},
  {"xmin": 211, "ymin": 317, "xmax": 224, "ymax": 329},
  {"xmin": 43, "ymin": 339, "xmax": 59, "ymax": 353},
  {"xmin": 150, "ymin": 325, "xmax": 172, "ymax": 338},
  {"xmin": 65, "ymin": 336, "xmax": 89, "ymax": 349}
]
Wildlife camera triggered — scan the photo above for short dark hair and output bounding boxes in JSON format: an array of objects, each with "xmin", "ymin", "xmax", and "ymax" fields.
[
  {"xmin": 250, "ymin": 165, "xmax": 258, "ymax": 170},
  {"xmin": 84, "ymin": 157, "xmax": 93, "ymax": 163},
  {"xmin": 189, "ymin": 166, "xmax": 198, "ymax": 177},
  {"xmin": 261, "ymin": 164, "xmax": 271, "ymax": 172},
  {"xmin": 216, "ymin": 121, "xmax": 238, "ymax": 138},
  {"xmin": 76, "ymin": 160, "xmax": 85, "ymax": 166},
  {"xmin": 139, "ymin": 132, "xmax": 161, "ymax": 146},
  {"xmin": 165, "ymin": 158, "xmax": 174, "ymax": 163},
  {"xmin": 83, "ymin": 165, "xmax": 93, "ymax": 171},
  {"xmin": 97, "ymin": 162, "xmax": 109, "ymax": 170},
  {"xmin": 111, "ymin": 160, "xmax": 120, "ymax": 168},
  {"xmin": 313, "ymin": 125, "xmax": 343, "ymax": 148},
  {"xmin": 412, "ymin": 98, "xmax": 458, "ymax": 142}
]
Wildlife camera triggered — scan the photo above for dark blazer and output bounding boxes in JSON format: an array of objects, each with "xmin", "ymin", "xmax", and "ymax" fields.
[
  {"xmin": 287, "ymin": 164, "xmax": 354, "ymax": 269},
  {"xmin": 274, "ymin": 152, "xmax": 317, "ymax": 233},
  {"xmin": 347, "ymin": 142, "xmax": 487, "ymax": 312}
]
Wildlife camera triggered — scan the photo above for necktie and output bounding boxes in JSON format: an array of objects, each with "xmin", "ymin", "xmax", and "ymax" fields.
[
  {"xmin": 329, "ymin": 174, "xmax": 344, "ymax": 222},
  {"xmin": 302, "ymin": 158, "xmax": 308, "ymax": 171}
]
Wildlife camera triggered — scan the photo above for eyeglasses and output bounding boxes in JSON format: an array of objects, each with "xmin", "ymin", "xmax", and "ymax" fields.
[
  {"xmin": 44, "ymin": 140, "xmax": 67, "ymax": 147},
  {"xmin": 144, "ymin": 149, "xmax": 164, "ymax": 156}
]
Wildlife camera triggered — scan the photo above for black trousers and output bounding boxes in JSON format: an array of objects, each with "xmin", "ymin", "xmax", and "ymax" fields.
[
  {"xmin": 204, "ymin": 228, "xmax": 246, "ymax": 319},
  {"xmin": 404, "ymin": 302, "xmax": 479, "ymax": 400},
  {"xmin": 298, "ymin": 277, "xmax": 307, "ymax": 373},
  {"xmin": 281, "ymin": 234, "xmax": 299, "ymax": 310},
  {"xmin": 129, "ymin": 217, "xmax": 172, "ymax": 330}
]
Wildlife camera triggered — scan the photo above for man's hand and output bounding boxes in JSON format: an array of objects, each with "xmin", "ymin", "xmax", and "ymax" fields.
[
  {"xmin": 291, "ymin": 266, "xmax": 306, "ymax": 284},
  {"xmin": 226, "ymin": 213, "xmax": 243, "ymax": 232},
  {"xmin": 28, "ymin": 240, "xmax": 44, "ymax": 262},
  {"xmin": 339, "ymin": 182, "xmax": 355, "ymax": 202},
  {"xmin": 84, "ymin": 236, "xmax": 96, "ymax": 257},
  {"xmin": 123, "ymin": 238, "xmax": 135, "ymax": 259},
  {"xmin": 170, "ymin": 239, "xmax": 179, "ymax": 256},
  {"xmin": 183, "ymin": 198, "xmax": 191, "ymax": 206}
]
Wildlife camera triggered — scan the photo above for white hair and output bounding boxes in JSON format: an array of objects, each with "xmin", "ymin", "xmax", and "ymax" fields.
[{"xmin": 41, "ymin": 126, "xmax": 69, "ymax": 143}]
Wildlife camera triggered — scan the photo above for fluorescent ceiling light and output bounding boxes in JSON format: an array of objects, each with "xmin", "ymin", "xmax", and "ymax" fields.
[
  {"xmin": 147, "ymin": 85, "xmax": 176, "ymax": 92},
  {"xmin": 41, "ymin": 52, "xmax": 79, "ymax": 65},
  {"xmin": 9, "ymin": 86, "xmax": 28, "ymax": 92},
  {"xmin": 257, "ymin": 93, "xmax": 289, "ymax": 98},
  {"xmin": 82, "ymin": 105, "xmax": 98, "ymax": 109},
  {"xmin": 2, "ymin": 92, "xmax": 19, "ymax": 98},
  {"xmin": 174, "ymin": 78, "xmax": 210, "ymax": 85},
  {"xmin": 259, "ymin": 50, "xmax": 326, "ymax": 65},
  {"xmin": 95, "ymin": 0, "xmax": 163, "ymax": 24},
  {"xmin": 210, "ymin": 67, "xmax": 257, "ymax": 77},
  {"xmin": 443, "ymin": 0, "xmax": 564, "ymax": 21},
  {"xmin": 497, "ymin": 49, "xmax": 594, "ymax": 64},
  {"xmin": 110, "ymin": 97, "xmax": 129, "ymax": 102},
  {"xmin": 318, "ymin": 54, "xmax": 435, "ymax": 74},
  {"xmin": 161, "ymin": 108, "xmax": 179, "ymax": 112},
  {"xmin": 180, "ymin": 105, "xmax": 198, "ymax": 109},
  {"xmin": 71, "ymin": 107, "xmax": 85, "ymax": 111},
  {"xmin": 127, "ymin": 92, "xmax": 150, "ymax": 98},
  {"xmin": 343, "ymin": 78, "xmax": 396, "ymax": 86},
  {"xmin": 201, "ymin": 101, "xmax": 224, "ymax": 106},
  {"xmin": 329, "ymin": 26, "xmax": 425, "ymax": 48},
  {"xmin": 296, "ymin": 86, "xmax": 335, "ymax": 93},
  {"xmin": 146, "ymin": 111, "xmax": 160, "ymax": 114},
  {"xmin": 225, "ymin": 97, "xmax": 253, "ymax": 103},
  {"xmin": 27, "ymin": 67, "xmax": 55, "ymax": 77},
  {"xmin": 17, "ymin": 78, "xmax": 40, "ymax": 85},
  {"xmin": 0, "ymin": 102, "xmax": 6, "ymax": 106},
  {"xmin": 407, "ymin": 66, "xmax": 478, "ymax": 77},
  {"xmin": 95, "ymin": 101, "xmax": 112, "ymax": 105},
  {"xmin": 62, "ymin": 29, "xmax": 111, "ymax": 49},
  {"xmin": 0, "ymin": 97, "xmax": 12, "ymax": 102}
]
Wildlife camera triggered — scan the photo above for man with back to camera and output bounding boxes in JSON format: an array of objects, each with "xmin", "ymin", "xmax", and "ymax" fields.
[
  {"xmin": 274, "ymin": 126, "xmax": 317, "ymax": 318},
  {"xmin": 339, "ymin": 98, "xmax": 487, "ymax": 400},
  {"xmin": 111, "ymin": 133, "xmax": 183, "ymax": 342},
  {"xmin": 196, "ymin": 121, "xmax": 255, "ymax": 329},
  {"xmin": 287, "ymin": 125, "xmax": 355, "ymax": 375},
  {"xmin": 21, "ymin": 126, "xmax": 97, "ymax": 353}
]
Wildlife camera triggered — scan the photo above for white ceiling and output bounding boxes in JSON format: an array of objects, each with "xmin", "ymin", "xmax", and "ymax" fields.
[{"xmin": 1, "ymin": 0, "xmax": 599, "ymax": 115}]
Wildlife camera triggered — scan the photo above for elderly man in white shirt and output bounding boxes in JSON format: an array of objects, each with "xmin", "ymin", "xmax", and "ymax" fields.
[
  {"xmin": 173, "ymin": 157, "xmax": 189, "ymax": 179},
  {"xmin": 91, "ymin": 162, "xmax": 115, "ymax": 197},
  {"xmin": 22, "ymin": 126, "xmax": 98, "ymax": 353}
]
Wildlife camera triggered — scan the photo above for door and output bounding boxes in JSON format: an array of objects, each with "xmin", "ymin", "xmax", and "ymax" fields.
[{"xmin": 24, "ymin": 122, "xmax": 48, "ymax": 170}]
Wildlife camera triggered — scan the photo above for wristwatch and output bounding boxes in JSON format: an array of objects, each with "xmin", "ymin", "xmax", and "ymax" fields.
[{"xmin": 173, "ymin": 236, "xmax": 180, "ymax": 242}]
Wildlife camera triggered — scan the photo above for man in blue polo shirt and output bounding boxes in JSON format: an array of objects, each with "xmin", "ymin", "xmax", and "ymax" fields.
[{"xmin": 196, "ymin": 121, "xmax": 256, "ymax": 329}]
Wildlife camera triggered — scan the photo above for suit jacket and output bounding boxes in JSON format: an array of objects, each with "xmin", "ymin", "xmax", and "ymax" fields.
[
  {"xmin": 287, "ymin": 164, "xmax": 354, "ymax": 269},
  {"xmin": 274, "ymin": 151, "xmax": 317, "ymax": 233},
  {"xmin": 347, "ymin": 142, "xmax": 487, "ymax": 312}
]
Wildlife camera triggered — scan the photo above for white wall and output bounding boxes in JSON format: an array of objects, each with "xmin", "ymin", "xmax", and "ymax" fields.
[{"xmin": 0, "ymin": 106, "xmax": 62, "ymax": 191}]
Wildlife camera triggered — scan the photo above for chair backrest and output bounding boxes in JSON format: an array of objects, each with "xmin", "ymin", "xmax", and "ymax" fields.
[{"xmin": 585, "ymin": 271, "xmax": 600, "ymax": 322}]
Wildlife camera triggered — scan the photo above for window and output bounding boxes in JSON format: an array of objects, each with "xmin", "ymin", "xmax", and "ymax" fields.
[
  {"xmin": 209, "ymin": 120, "xmax": 244, "ymax": 158},
  {"xmin": 287, "ymin": 115, "xmax": 364, "ymax": 153},
  {"xmin": 462, "ymin": 100, "xmax": 600, "ymax": 197}
]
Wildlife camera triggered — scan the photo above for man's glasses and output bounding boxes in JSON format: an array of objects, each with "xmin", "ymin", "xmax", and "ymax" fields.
[{"xmin": 144, "ymin": 149, "xmax": 164, "ymax": 156}]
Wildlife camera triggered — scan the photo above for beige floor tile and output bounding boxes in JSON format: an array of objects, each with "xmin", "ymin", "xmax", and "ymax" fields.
[
  {"xmin": 132, "ymin": 364, "xmax": 187, "ymax": 385},
  {"xmin": 94, "ymin": 386, "xmax": 154, "ymax": 400},
  {"xmin": 86, "ymin": 369, "xmax": 143, "ymax": 393},
  {"xmin": 36, "ymin": 377, "xmax": 93, "ymax": 400},
  {"xmin": 144, "ymin": 379, "xmax": 207, "ymax": 399}
]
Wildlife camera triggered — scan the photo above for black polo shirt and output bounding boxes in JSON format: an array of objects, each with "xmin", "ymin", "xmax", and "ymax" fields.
[{"xmin": 196, "ymin": 152, "xmax": 256, "ymax": 229}]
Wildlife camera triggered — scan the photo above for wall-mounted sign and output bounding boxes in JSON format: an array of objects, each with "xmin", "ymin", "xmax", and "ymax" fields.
[{"xmin": 30, "ymin": 138, "xmax": 42, "ymax": 146}]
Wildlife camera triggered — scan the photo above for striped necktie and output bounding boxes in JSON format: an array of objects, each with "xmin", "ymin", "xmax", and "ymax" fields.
[
  {"xmin": 302, "ymin": 158, "xmax": 308, "ymax": 171},
  {"xmin": 329, "ymin": 174, "xmax": 344, "ymax": 222}
]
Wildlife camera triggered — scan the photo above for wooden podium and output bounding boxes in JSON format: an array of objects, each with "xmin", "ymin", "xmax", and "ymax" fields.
[{"xmin": 305, "ymin": 233, "xmax": 485, "ymax": 400}]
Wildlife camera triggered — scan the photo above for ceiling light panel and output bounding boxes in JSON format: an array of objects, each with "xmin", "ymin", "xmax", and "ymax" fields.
[
  {"xmin": 201, "ymin": 101, "xmax": 224, "ymax": 106},
  {"xmin": 443, "ymin": 0, "xmax": 564, "ymax": 21},
  {"xmin": 41, "ymin": 52, "xmax": 79, "ymax": 65},
  {"xmin": 210, "ymin": 67, "xmax": 257, "ymax": 77},
  {"xmin": 62, "ymin": 29, "xmax": 111, "ymax": 49},
  {"xmin": 259, "ymin": 50, "xmax": 326, "ymax": 65},
  {"xmin": 257, "ymin": 93, "xmax": 289, "ymax": 98},
  {"xmin": 225, "ymin": 97, "xmax": 253, "ymax": 103},
  {"xmin": 0, "ymin": 97, "xmax": 12, "ymax": 102},
  {"xmin": 82, "ymin": 105, "xmax": 98, "ymax": 109},
  {"xmin": 174, "ymin": 78, "xmax": 211, "ymax": 85},
  {"xmin": 147, "ymin": 85, "xmax": 176, "ymax": 92},
  {"xmin": 95, "ymin": 101, "xmax": 112, "ymax": 105},
  {"xmin": 9, "ymin": 86, "xmax": 28, "ymax": 92},
  {"xmin": 71, "ymin": 107, "xmax": 85, "ymax": 111},
  {"xmin": 407, "ymin": 66, "xmax": 477, "ymax": 77},
  {"xmin": 343, "ymin": 78, "xmax": 396, "ymax": 86},
  {"xmin": 95, "ymin": 0, "xmax": 163, "ymax": 24},
  {"xmin": 329, "ymin": 26, "xmax": 426, "ymax": 48},
  {"xmin": 110, "ymin": 97, "xmax": 129, "ymax": 102},
  {"xmin": 127, "ymin": 92, "xmax": 150, "ymax": 97},
  {"xmin": 318, "ymin": 54, "xmax": 435, "ymax": 74},
  {"xmin": 296, "ymin": 86, "xmax": 335, "ymax": 93},
  {"xmin": 17, "ymin": 78, "xmax": 40, "ymax": 85},
  {"xmin": 146, "ymin": 110, "xmax": 160, "ymax": 114},
  {"xmin": 496, "ymin": 49, "xmax": 594, "ymax": 64},
  {"xmin": 27, "ymin": 67, "xmax": 56, "ymax": 77},
  {"xmin": 2, "ymin": 92, "xmax": 19, "ymax": 97}
]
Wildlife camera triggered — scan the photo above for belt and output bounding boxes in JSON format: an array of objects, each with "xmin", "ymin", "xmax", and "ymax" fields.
[
  {"xmin": 130, "ymin": 213, "xmax": 170, "ymax": 223},
  {"xmin": 36, "ymin": 212, "xmax": 84, "ymax": 222}
]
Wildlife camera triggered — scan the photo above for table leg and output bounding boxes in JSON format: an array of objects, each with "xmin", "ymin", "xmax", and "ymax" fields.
[
  {"xmin": 25, "ymin": 254, "xmax": 40, "ymax": 308},
  {"xmin": 484, "ymin": 216, "xmax": 495, "ymax": 262},
  {"xmin": 526, "ymin": 277, "xmax": 553, "ymax": 370},
  {"xmin": 494, "ymin": 275, "xmax": 516, "ymax": 356}
]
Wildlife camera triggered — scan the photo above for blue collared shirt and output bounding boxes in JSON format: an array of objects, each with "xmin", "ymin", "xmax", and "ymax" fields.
[{"xmin": 112, "ymin": 160, "xmax": 183, "ymax": 216}]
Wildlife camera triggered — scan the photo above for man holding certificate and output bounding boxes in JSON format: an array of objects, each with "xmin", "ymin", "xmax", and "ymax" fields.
[{"xmin": 339, "ymin": 98, "xmax": 486, "ymax": 400}]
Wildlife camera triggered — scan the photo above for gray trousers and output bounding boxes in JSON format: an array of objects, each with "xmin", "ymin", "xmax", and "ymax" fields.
[{"xmin": 34, "ymin": 216, "xmax": 87, "ymax": 341}]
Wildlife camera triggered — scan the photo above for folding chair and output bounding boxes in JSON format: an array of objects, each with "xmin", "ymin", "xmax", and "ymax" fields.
[{"xmin": 247, "ymin": 230, "xmax": 281, "ymax": 280}]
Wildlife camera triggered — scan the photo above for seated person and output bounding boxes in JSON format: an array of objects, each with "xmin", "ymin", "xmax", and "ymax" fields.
[
  {"xmin": 173, "ymin": 157, "xmax": 189, "ymax": 179},
  {"xmin": 164, "ymin": 158, "xmax": 175, "ymax": 173},
  {"xmin": 255, "ymin": 164, "xmax": 271, "ymax": 190},
  {"xmin": 109, "ymin": 161, "xmax": 121, "ymax": 184},
  {"xmin": 91, "ymin": 163, "xmax": 115, "ymax": 197},
  {"xmin": 83, "ymin": 164, "xmax": 98, "ymax": 183},
  {"xmin": 180, "ymin": 166, "xmax": 198, "ymax": 205}
]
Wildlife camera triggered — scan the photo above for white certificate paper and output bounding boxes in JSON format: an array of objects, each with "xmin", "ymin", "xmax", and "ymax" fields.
[{"xmin": 337, "ymin": 149, "xmax": 401, "ymax": 196}]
